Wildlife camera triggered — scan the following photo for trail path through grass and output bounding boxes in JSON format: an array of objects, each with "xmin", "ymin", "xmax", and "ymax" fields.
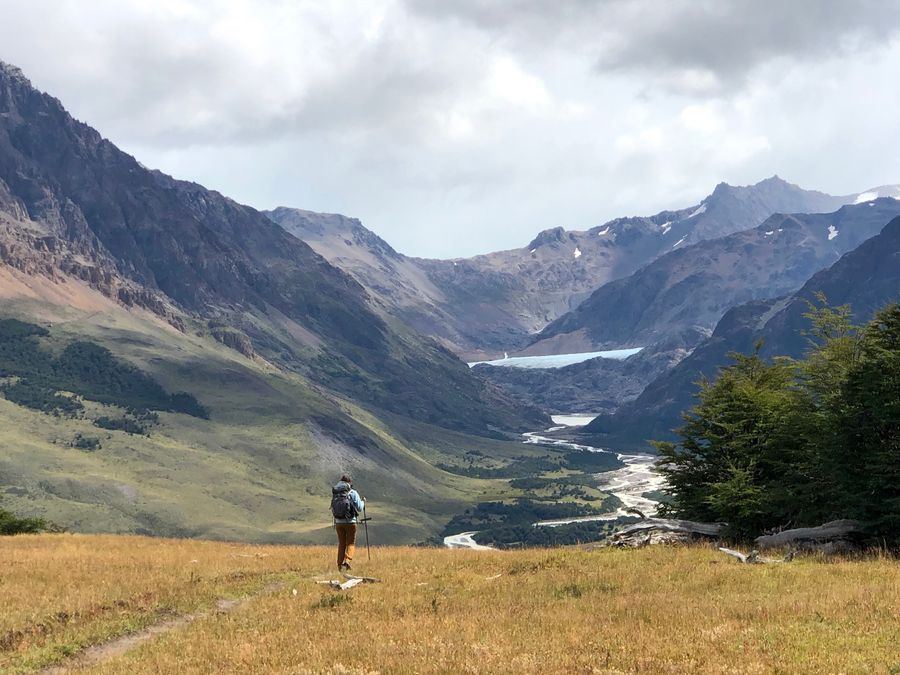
[{"xmin": 39, "ymin": 582, "xmax": 286, "ymax": 674}]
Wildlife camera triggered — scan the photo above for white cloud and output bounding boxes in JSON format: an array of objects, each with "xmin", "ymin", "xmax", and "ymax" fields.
[{"xmin": 486, "ymin": 57, "xmax": 550, "ymax": 109}]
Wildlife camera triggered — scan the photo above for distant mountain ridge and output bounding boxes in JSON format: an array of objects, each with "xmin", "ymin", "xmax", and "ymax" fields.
[
  {"xmin": 269, "ymin": 175, "xmax": 875, "ymax": 360},
  {"xmin": 531, "ymin": 198, "xmax": 900, "ymax": 354},
  {"xmin": 586, "ymin": 213, "xmax": 900, "ymax": 449}
]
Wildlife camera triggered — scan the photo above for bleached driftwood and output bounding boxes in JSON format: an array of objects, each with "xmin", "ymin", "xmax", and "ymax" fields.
[
  {"xmin": 610, "ymin": 518, "xmax": 725, "ymax": 547},
  {"xmin": 719, "ymin": 547, "xmax": 760, "ymax": 563},
  {"xmin": 341, "ymin": 574, "xmax": 381, "ymax": 583},
  {"xmin": 754, "ymin": 519, "xmax": 863, "ymax": 551},
  {"xmin": 317, "ymin": 574, "xmax": 381, "ymax": 591}
]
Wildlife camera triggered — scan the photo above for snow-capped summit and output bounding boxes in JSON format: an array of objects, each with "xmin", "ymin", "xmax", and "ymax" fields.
[{"xmin": 853, "ymin": 185, "xmax": 900, "ymax": 204}]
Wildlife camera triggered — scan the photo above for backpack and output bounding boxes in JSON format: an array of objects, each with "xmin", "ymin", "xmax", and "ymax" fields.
[{"xmin": 331, "ymin": 483, "xmax": 358, "ymax": 520}]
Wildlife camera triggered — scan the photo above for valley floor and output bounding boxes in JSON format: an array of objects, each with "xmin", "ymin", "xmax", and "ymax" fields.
[{"xmin": 2, "ymin": 535, "xmax": 898, "ymax": 674}]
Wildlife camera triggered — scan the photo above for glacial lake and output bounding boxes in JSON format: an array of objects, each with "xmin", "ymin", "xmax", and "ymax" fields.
[{"xmin": 468, "ymin": 348, "xmax": 643, "ymax": 369}]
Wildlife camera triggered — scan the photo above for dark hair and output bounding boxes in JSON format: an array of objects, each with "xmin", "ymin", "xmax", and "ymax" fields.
[{"xmin": 340, "ymin": 474, "xmax": 352, "ymax": 483}]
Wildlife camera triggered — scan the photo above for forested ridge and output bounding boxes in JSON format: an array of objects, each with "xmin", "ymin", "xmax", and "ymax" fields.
[{"xmin": 0, "ymin": 318, "xmax": 207, "ymax": 419}]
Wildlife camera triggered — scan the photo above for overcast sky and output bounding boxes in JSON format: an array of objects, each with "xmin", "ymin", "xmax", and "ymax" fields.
[{"xmin": 3, "ymin": 0, "xmax": 900, "ymax": 257}]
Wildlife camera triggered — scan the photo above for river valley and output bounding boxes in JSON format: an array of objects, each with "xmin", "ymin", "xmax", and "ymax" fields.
[{"xmin": 443, "ymin": 415, "xmax": 666, "ymax": 548}]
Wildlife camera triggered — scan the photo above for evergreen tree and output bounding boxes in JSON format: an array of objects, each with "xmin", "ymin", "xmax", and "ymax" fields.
[
  {"xmin": 791, "ymin": 296, "xmax": 864, "ymax": 523},
  {"xmin": 654, "ymin": 348, "xmax": 807, "ymax": 538},
  {"xmin": 832, "ymin": 304, "xmax": 900, "ymax": 543}
]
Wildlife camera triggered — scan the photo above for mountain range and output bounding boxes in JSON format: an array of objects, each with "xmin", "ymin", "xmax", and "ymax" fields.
[
  {"xmin": 271, "ymin": 172, "xmax": 899, "ymax": 418},
  {"xmin": 0, "ymin": 61, "xmax": 542, "ymax": 437},
  {"xmin": 531, "ymin": 198, "xmax": 900, "ymax": 354},
  {"xmin": 269, "ymin": 176, "xmax": 880, "ymax": 361}
]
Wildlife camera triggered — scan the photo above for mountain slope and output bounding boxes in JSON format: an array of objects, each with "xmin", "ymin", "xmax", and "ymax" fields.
[
  {"xmin": 532, "ymin": 199, "xmax": 900, "ymax": 353},
  {"xmin": 586, "ymin": 214, "xmax": 900, "ymax": 448},
  {"xmin": 266, "ymin": 207, "xmax": 472, "ymax": 353},
  {"xmin": 0, "ymin": 61, "xmax": 542, "ymax": 436},
  {"xmin": 269, "ymin": 176, "xmax": 859, "ymax": 360}
]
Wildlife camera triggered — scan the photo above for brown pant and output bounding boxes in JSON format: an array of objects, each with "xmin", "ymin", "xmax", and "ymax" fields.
[{"xmin": 335, "ymin": 523, "xmax": 357, "ymax": 568}]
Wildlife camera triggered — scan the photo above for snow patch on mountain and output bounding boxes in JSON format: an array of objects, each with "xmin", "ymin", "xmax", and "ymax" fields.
[
  {"xmin": 828, "ymin": 225, "xmax": 839, "ymax": 240},
  {"xmin": 687, "ymin": 204, "xmax": 707, "ymax": 219},
  {"xmin": 573, "ymin": 247, "xmax": 582, "ymax": 259},
  {"xmin": 596, "ymin": 226, "xmax": 610, "ymax": 236},
  {"xmin": 671, "ymin": 236, "xmax": 687, "ymax": 248},
  {"xmin": 854, "ymin": 185, "xmax": 900, "ymax": 204}
]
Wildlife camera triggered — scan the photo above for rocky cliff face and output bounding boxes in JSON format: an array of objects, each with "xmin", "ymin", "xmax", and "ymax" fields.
[
  {"xmin": 586, "ymin": 214, "xmax": 900, "ymax": 448},
  {"xmin": 0, "ymin": 61, "xmax": 545, "ymax": 435},
  {"xmin": 533, "ymin": 199, "xmax": 900, "ymax": 353},
  {"xmin": 0, "ymin": 178, "xmax": 184, "ymax": 329}
]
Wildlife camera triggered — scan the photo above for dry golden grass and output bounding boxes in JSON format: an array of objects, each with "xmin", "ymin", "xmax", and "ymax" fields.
[
  {"xmin": 0, "ymin": 534, "xmax": 311, "ymax": 672},
  {"xmin": 2, "ymin": 535, "xmax": 898, "ymax": 674}
]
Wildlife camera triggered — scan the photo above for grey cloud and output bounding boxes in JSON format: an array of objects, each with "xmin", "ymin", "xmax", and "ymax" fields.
[
  {"xmin": 2, "ymin": 1, "xmax": 899, "ymax": 258},
  {"xmin": 0, "ymin": 0, "xmax": 475, "ymax": 148},
  {"xmin": 407, "ymin": 0, "xmax": 900, "ymax": 93}
]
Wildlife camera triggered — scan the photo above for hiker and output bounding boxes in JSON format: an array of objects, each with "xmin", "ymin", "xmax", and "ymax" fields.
[{"xmin": 331, "ymin": 474, "xmax": 365, "ymax": 571}]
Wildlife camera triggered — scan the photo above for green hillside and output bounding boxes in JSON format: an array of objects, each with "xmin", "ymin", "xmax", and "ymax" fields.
[{"xmin": 0, "ymin": 298, "xmax": 560, "ymax": 544}]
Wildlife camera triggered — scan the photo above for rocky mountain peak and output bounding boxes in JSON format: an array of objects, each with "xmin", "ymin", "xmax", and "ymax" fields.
[
  {"xmin": 267, "ymin": 207, "xmax": 401, "ymax": 260},
  {"xmin": 708, "ymin": 175, "xmax": 803, "ymax": 201},
  {"xmin": 0, "ymin": 60, "xmax": 30, "ymax": 85},
  {"xmin": 527, "ymin": 226, "xmax": 569, "ymax": 249}
]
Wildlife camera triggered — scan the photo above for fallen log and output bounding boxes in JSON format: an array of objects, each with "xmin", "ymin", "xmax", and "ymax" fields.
[
  {"xmin": 610, "ymin": 518, "xmax": 725, "ymax": 547},
  {"xmin": 754, "ymin": 519, "xmax": 863, "ymax": 551},
  {"xmin": 616, "ymin": 518, "xmax": 724, "ymax": 537}
]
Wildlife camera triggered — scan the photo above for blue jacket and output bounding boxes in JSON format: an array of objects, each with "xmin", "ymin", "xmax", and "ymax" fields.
[{"xmin": 333, "ymin": 482, "xmax": 365, "ymax": 524}]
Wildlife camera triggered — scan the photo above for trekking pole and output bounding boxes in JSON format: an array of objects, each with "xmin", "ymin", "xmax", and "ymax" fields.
[{"xmin": 362, "ymin": 504, "xmax": 371, "ymax": 561}]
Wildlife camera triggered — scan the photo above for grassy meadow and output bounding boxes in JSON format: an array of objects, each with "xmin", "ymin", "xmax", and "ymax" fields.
[{"xmin": 1, "ymin": 534, "xmax": 897, "ymax": 674}]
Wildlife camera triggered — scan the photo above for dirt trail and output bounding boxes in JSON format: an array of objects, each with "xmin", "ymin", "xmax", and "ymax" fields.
[{"xmin": 40, "ymin": 582, "xmax": 284, "ymax": 674}]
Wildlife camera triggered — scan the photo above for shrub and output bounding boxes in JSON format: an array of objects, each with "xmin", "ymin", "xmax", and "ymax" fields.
[
  {"xmin": 0, "ymin": 506, "xmax": 47, "ymax": 535},
  {"xmin": 95, "ymin": 416, "xmax": 147, "ymax": 435},
  {"xmin": 72, "ymin": 434, "xmax": 101, "ymax": 451}
]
